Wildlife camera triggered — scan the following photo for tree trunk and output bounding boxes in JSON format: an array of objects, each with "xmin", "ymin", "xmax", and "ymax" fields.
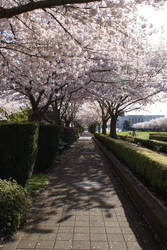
[
  {"xmin": 29, "ymin": 108, "xmax": 42, "ymax": 122},
  {"xmin": 98, "ymin": 124, "xmax": 101, "ymax": 133},
  {"xmin": 102, "ymin": 120, "xmax": 107, "ymax": 135},
  {"xmin": 65, "ymin": 120, "xmax": 71, "ymax": 127},
  {"xmin": 109, "ymin": 116, "xmax": 117, "ymax": 138},
  {"xmin": 53, "ymin": 102, "xmax": 61, "ymax": 125}
]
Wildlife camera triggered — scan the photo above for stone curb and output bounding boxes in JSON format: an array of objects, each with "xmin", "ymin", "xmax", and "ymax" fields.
[{"xmin": 93, "ymin": 137, "xmax": 167, "ymax": 249}]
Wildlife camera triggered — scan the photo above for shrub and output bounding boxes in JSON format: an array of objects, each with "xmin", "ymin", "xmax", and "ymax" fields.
[
  {"xmin": 6, "ymin": 108, "xmax": 29, "ymax": 122},
  {"xmin": 95, "ymin": 133, "xmax": 167, "ymax": 195},
  {"xmin": 117, "ymin": 134, "xmax": 134, "ymax": 143},
  {"xmin": 149, "ymin": 133, "xmax": 167, "ymax": 142},
  {"xmin": 0, "ymin": 179, "xmax": 31, "ymax": 237},
  {"xmin": 61, "ymin": 127, "xmax": 79, "ymax": 144},
  {"xmin": 134, "ymin": 137, "xmax": 167, "ymax": 153},
  {"xmin": 118, "ymin": 135, "xmax": 167, "ymax": 153},
  {"xmin": 88, "ymin": 123, "xmax": 97, "ymax": 134},
  {"xmin": 0, "ymin": 122, "xmax": 39, "ymax": 187},
  {"xmin": 34, "ymin": 125, "xmax": 61, "ymax": 172}
]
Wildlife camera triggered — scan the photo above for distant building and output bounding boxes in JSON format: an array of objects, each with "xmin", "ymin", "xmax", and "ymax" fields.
[{"xmin": 116, "ymin": 115, "xmax": 165, "ymax": 130}]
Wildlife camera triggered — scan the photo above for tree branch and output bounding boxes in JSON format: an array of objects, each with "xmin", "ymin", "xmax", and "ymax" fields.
[{"xmin": 0, "ymin": 0, "xmax": 100, "ymax": 19}]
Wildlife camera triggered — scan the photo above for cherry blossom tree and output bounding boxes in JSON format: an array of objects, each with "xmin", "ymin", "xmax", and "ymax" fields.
[
  {"xmin": 1, "ymin": 0, "xmax": 167, "ymax": 133},
  {"xmin": 76, "ymin": 101, "xmax": 101, "ymax": 129},
  {"xmin": 82, "ymin": 46, "xmax": 167, "ymax": 138},
  {"xmin": 1, "ymin": 55, "xmax": 85, "ymax": 122},
  {"xmin": 44, "ymin": 79, "xmax": 84, "ymax": 125},
  {"xmin": 133, "ymin": 117, "xmax": 167, "ymax": 131}
]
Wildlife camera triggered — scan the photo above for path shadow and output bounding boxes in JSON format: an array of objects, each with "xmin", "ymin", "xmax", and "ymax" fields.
[{"xmin": 19, "ymin": 134, "xmax": 163, "ymax": 249}]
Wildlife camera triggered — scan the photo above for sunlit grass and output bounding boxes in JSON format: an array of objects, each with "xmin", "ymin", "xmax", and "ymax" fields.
[{"xmin": 27, "ymin": 173, "xmax": 50, "ymax": 193}]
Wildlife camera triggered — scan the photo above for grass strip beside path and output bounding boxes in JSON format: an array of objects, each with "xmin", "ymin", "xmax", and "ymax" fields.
[{"xmin": 27, "ymin": 173, "xmax": 50, "ymax": 193}]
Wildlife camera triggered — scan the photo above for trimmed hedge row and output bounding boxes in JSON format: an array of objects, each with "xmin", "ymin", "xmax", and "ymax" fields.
[
  {"xmin": 0, "ymin": 123, "xmax": 79, "ymax": 238},
  {"xmin": 0, "ymin": 122, "xmax": 39, "ymax": 187},
  {"xmin": 134, "ymin": 137, "xmax": 167, "ymax": 153},
  {"xmin": 118, "ymin": 135, "xmax": 167, "ymax": 153},
  {"xmin": 117, "ymin": 134, "xmax": 134, "ymax": 142},
  {"xmin": 0, "ymin": 179, "xmax": 31, "ymax": 237},
  {"xmin": 34, "ymin": 125, "xmax": 62, "ymax": 172},
  {"xmin": 61, "ymin": 127, "xmax": 79, "ymax": 145},
  {"xmin": 95, "ymin": 133, "xmax": 167, "ymax": 194},
  {"xmin": 149, "ymin": 133, "xmax": 167, "ymax": 142},
  {"xmin": 0, "ymin": 123, "xmax": 79, "ymax": 185}
]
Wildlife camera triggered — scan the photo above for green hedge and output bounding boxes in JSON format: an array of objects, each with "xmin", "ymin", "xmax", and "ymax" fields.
[
  {"xmin": 0, "ymin": 179, "xmax": 31, "ymax": 237},
  {"xmin": 61, "ymin": 127, "xmax": 79, "ymax": 145},
  {"xmin": 0, "ymin": 122, "xmax": 39, "ymax": 187},
  {"xmin": 88, "ymin": 123, "xmax": 97, "ymax": 134},
  {"xmin": 95, "ymin": 133, "xmax": 167, "ymax": 194},
  {"xmin": 34, "ymin": 125, "xmax": 61, "ymax": 172},
  {"xmin": 149, "ymin": 133, "xmax": 167, "ymax": 142},
  {"xmin": 118, "ymin": 135, "xmax": 167, "ymax": 153},
  {"xmin": 134, "ymin": 137, "xmax": 167, "ymax": 153},
  {"xmin": 117, "ymin": 134, "xmax": 134, "ymax": 143}
]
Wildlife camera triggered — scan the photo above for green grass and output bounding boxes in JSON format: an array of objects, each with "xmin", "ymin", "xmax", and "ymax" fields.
[
  {"xmin": 27, "ymin": 174, "xmax": 50, "ymax": 193},
  {"xmin": 117, "ymin": 131, "xmax": 167, "ymax": 140}
]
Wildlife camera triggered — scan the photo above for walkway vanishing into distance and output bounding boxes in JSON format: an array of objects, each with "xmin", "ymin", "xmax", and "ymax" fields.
[{"xmin": 1, "ymin": 133, "xmax": 164, "ymax": 250}]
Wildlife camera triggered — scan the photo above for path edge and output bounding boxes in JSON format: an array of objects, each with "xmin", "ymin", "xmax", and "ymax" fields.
[{"xmin": 93, "ymin": 137, "xmax": 167, "ymax": 249}]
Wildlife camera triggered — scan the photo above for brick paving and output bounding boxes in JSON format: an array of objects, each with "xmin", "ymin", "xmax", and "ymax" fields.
[{"xmin": 1, "ymin": 133, "xmax": 165, "ymax": 250}]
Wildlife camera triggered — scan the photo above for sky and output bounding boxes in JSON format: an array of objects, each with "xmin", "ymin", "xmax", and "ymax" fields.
[
  {"xmin": 129, "ymin": 3, "xmax": 167, "ymax": 117},
  {"xmin": 129, "ymin": 101, "xmax": 167, "ymax": 117}
]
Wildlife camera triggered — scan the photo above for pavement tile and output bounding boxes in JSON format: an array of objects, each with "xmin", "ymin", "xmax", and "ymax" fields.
[
  {"xmin": 38, "ymin": 233, "xmax": 57, "ymax": 240},
  {"xmin": 76, "ymin": 211, "xmax": 89, "ymax": 216},
  {"xmin": 103, "ymin": 217, "xmax": 117, "ymax": 222},
  {"xmin": 73, "ymin": 240, "xmax": 90, "ymax": 250},
  {"xmin": 35, "ymin": 240, "xmax": 55, "ymax": 248},
  {"xmin": 90, "ymin": 234, "xmax": 107, "ymax": 242},
  {"xmin": 107, "ymin": 234, "xmax": 125, "ymax": 242},
  {"xmin": 73, "ymin": 234, "xmax": 90, "ymax": 240},
  {"xmin": 2, "ymin": 240, "xmax": 18, "ymax": 250},
  {"xmin": 106, "ymin": 227, "xmax": 122, "ymax": 234},
  {"xmin": 75, "ymin": 221, "xmax": 89, "ymax": 227},
  {"xmin": 121, "ymin": 228, "xmax": 134, "ymax": 234},
  {"xmin": 104, "ymin": 222, "xmax": 120, "ymax": 227},
  {"xmin": 90, "ymin": 227, "xmax": 106, "ymax": 234},
  {"xmin": 59, "ymin": 221, "xmax": 75, "ymax": 227},
  {"xmin": 16, "ymin": 249, "xmax": 34, "ymax": 250},
  {"xmin": 74, "ymin": 227, "xmax": 90, "ymax": 233},
  {"xmin": 119, "ymin": 222, "xmax": 130, "ymax": 227},
  {"xmin": 90, "ymin": 241, "xmax": 109, "ymax": 250},
  {"xmin": 34, "ymin": 249, "xmax": 55, "ymax": 250},
  {"xmin": 117, "ymin": 217, "xmax": 128, "ymax": 222},
  {"xmin": 58, "ymin": 227, "xmax": 74, "ymax": 233},
  {"xmin": 108, "ymin": 242, "xmax": 128, "ymax": 250},
  {"xmin": 16, "ymin": 240, "xmax": 37, "ymax": 248},
  {"xmin": 22, "ymin": 233, "xmax": 40, "ymax": 240},
  {"xmin": 56, "ymin": 233, "xmax": 73, "ymax": 241},
  {"xmin": 53, "ymin": 240, "xmax": 72, "ymax": 249},
  {"xmin": 123, "ymin": 234, "xmax": 137, "ymax": 242},
  {"xmin": 90, "ymin": 221, "xmax": 104, "ymax": 227}
]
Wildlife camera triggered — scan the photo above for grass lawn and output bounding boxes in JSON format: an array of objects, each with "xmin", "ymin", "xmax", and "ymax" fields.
[
  {"xmin": 27, "ymin": 173, "xmax": 50, "ymax": 193},
  {"xmin": 117, "ymin": 131, "xmax": 167, "ymax": 139}
]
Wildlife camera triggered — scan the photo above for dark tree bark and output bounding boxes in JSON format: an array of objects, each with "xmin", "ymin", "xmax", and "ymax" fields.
[
  {"xmin": 102, "ymin": 119, "xmax": 107, "ymax": 135},
  {"xmin": 98, "ymin": 124, "xmax": 101, "ymax": 133},
  {"xmin": 109, "ymin": 115, "xmax": 117, "ymax": 138},
  {"xmin": 0, "ymin": 0, "xmax": 100, "ymax": 19},
  {"xmin": 29, "ymin": 109, "xmax": 42, "ymax": 122},
  {"xmin": 28, "ymin": 89, "xmax": 53, "ymax": 122}
]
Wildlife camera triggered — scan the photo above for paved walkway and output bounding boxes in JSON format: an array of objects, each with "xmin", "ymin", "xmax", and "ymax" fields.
[{"xmin": 2, "ymin": 134, "xmax": 164, "ymax": 250}]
